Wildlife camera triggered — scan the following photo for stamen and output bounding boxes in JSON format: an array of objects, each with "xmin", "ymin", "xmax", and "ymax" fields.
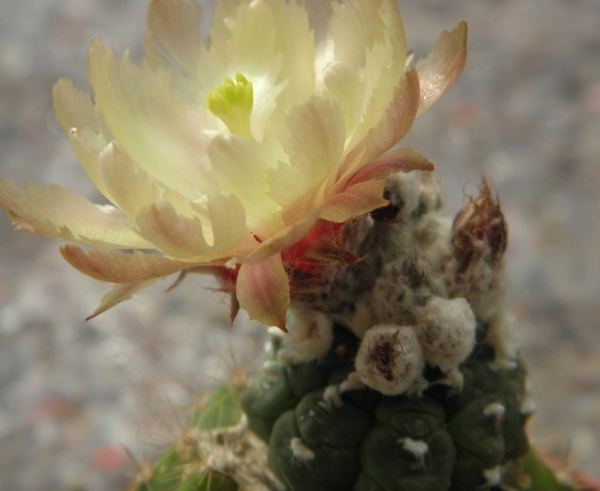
[{"xmin": 206, "ymin": 73, "xmax": 254, "ymax": 138}]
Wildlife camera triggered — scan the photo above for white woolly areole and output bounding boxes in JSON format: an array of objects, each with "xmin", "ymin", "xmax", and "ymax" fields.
[
  {"xmin": 417, "ymin": 297, "xmax": 476, "ymax": 372},
  {"xmin": 322, "ymin": 372, "xmax": 367, "ymax": 408},
  {"xmin": 340, "ymin": 372, "xmax": 366, "ymax": 393},
  {"xmin": 400, "ymin": 437, "xmax": 428, "ymax": 467},
  {"xmin": 355, "ymin": 325, "xmax": 424, "ymax": 395},
  {"xmin": 277, "ymin": 304, "xmax": 333, "ymax": 364},
  {"xmin": 323, "ymin": 385, "xmax": 343, "ymax": 408},
  {"xmin": 483, "ymin": 402, "xmax": 506, "ymax": 419},
  {"xmin": 384, "ymin": 173, "xmax": 421, "ymax": 220},
  {"xmin": 486, "ymin": 311, "xmax": 520, "ymax": 371},
  {"xmin": 521, "ymin": 398, "xmax": 537, "ymax": 416},
  {"xmin": 289, "ymin": 437, "xmax": 315, "ymax": 462},
  {"xmin": 483, "ymin": 466, "xmax": 501, "ymax": 486}
]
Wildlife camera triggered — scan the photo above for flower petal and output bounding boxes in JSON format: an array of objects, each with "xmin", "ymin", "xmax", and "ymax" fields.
[
  {"xmin": 236, "ymin": 253, "xmax": 290, "ymax": 328},
  {"xmin": 416, "ymin": 21, "xmax": 468, "ymax": 116},
  {"xmin": 60, "ymin": 245, "xmax": 190, "ymax": 283},
  {"xmin": 99, "ymin": 142, "xmax": 255, "ymax": 260},
  {"xmin": 0, "ymin": 181, "xmax": 151, "ymax": 249},
  {"xmin": 207, "ymin": 133, "xmax": 285, "ymax": 238},
  {"xmin": 144, "ymin": 0, "xmax": 204, "ymax": 75},
  {"xmin": 323, "ymin": 148, "xmax": 433, "ymax": 221},
  {"xmin": 265, "ymin": 0, "xmax": 315, "ymax": 106},
  {"xmin": 134, "ymin": 199, "xmax": 215, "ymax": 261},
  {"xmin": 98, "ymin": 142, "xmax": 197, "ymax": 221},
  {"xmin": 52, "ymin": 78, "xmax": 112, "ymax": 200},
  {"xmin": 330, "ymin": 0, "xmax": 393, "ymax": 69},
  {"xmin": 332, "ymin": 66, "xmax": 420, "ymax": 197},
  {"xmin": 88, "ymin": 40, "xmax": 216, "ymax": 198},
  {"xmin": 346, "ymin": 147, "xmax": 434, "ymax": 188},
  {"xmin": 86, "ymin": 279, "xmax": 159, "ymax": 320},
  {"xmin": 323, "ymin": 61, "xmax": 365, "ymax": 142},
  {"xmin": 206, "ymin": 193, "xmax": 255, "ymax": 254},
  {"xmin": 334, "ymin": 0, "xmax": 408, "ymax": 149},
  {"xmin": 287, "ymin": 94, "xmax": 345, "ymax": 183},
  {"xmin": 227, "ymin": 0, "xmax": 278, "ymax": 76},
  {"xmin": 238, "ymin": 208, "xmax": 320, "ymax": 265},
  {"xmin": 53, "ymin": 77, "xmax": 112, "ymax": 139},
  {"xmin": 268, "ymin": 95, "xmax": 345, "ymax": 222},
  {"xmin": 320, "ymin": 180, "xmax": 388, "ymax": 223},
  {"xmin": 354, "ymin": 66, "xmax": 420, "ymax": 170}
]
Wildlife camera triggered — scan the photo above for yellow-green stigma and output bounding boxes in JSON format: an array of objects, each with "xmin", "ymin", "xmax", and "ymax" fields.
[{"xmin": 206, "ymin": 73, "xmax": 254, "ymax": 139}]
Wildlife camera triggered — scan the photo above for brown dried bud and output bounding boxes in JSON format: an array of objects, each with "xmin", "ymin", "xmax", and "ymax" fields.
[{"xmin": 451, "ymin": 179, "xmax": 508, "ymax": 280}]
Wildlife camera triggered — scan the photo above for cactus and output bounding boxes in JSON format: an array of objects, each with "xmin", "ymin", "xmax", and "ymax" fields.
[
  {"xmin": 127, "ymin": 384, "xmax": 283, "ymax": 491},
  {"xmin": 238, "ymin": 174, "xmax": 575, "ymax": 491},
  {"xmin": 128, "ymin": 173, "xmax": 584, "ymax": 491}
]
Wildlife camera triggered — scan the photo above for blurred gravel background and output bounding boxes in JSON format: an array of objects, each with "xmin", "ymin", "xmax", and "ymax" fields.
[{"xmin": 0, "ymin": 0, "xmax": 599, "ymax": 489}]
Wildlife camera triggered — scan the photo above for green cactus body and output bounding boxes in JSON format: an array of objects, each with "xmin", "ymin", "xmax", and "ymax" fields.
[{"xmin": 242, "ymin": 323, "xmax": 531, "ymax": 491}]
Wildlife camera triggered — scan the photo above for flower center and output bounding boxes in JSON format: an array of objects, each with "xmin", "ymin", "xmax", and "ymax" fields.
[{"xmin": 206, "ymin": 73, "xmax": 254, "ymax": 139}]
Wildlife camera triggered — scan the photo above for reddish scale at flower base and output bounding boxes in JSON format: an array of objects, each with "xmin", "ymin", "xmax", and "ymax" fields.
[{"xmin": 281, "ymin": 220, "xmax": 358, "ymax": 285}]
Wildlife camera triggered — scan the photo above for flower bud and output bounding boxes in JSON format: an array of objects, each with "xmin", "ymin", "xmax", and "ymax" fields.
[{"xmin": 416, "ymin": 296, "xmax": 476, "ymax": 374}]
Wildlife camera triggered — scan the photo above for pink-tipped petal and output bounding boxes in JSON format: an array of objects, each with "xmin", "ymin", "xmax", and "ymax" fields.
[
  {"xmin": 86, "ymin": 279, "xmax": 159, "ymax": 320},
  {"xmin": 60, "ymin": 245, "xmax": 190, "ymax": 283},
  {"xmin": 360, "ymin": 66, "xmax": 420, "ymax": 165},
  {"xmin": 338, "ymin": 66, "xmax": 420, "ymax": 186},
  {"xmin": 236, "ymin": 253, "xmax": 290, "ymax": 329},
  {"xmin": 320, "ymin": 180, "xmax": 388, "ymax": 223},
  {"xmin": 347, "ymin": 147, "xmax": 434, "ymax": 188},
  {"xmin": 416, "ymin": 21, "xmax": 468, "ymax": 116}
]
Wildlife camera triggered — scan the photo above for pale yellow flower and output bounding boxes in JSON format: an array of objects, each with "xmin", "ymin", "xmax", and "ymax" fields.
[{"xmin": 0, "ymin": 0, "xmax": 466, "ymax": 327}]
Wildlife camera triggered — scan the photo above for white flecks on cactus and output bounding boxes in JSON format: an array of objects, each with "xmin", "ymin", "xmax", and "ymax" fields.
[
  {"xmin": 323, "ymin": 384, "xmax": 344, "ymax": 408},
  {"xmin": 355, "ymin": 325, "xmax": 425, "ymax": 395},
  {"xmin": 483, "ymin": 402, "xmax": 506, "ymax": 419},
  {"xmin": 416, "ymin": 296, "xmax": 476, "ymax": 372},
  {"xmin": 486, "ymin": 310, "xmax": 520, "ymax": 371},
  {"xmin": 262, "ymin": 361, "xmax": 282, "ymax": 383},
  {"xmin": 400, "ymin": 437, "xmax": 429, "ymax": 468},
  {"xmin": 483, "ymin": 465, "xmax": 502, "ymax": 486},
  {"xmin": 521, "ymin": 398, "xmax": 537, "ymax": 416},
  {"xmin": 432, "ymin": 367, "xmax": 465, "ymax": 393},
  {"xmin": 322, "ymin": 372, "xmax": 366, "ymax": 407},
  {"xmin": 277, "ymin": 304, "xmax": 333, "ymax": 364},
  {"xmin": 339, "ymin": 371, "xmax": 366, "ymax": 393},
  {"xmin": 483, "ymin": 402, "xmax": 506, "ymax": 428},
  {"xmin": 289, "ymin": 437, "xmax": 315, "ymax": 463}
]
